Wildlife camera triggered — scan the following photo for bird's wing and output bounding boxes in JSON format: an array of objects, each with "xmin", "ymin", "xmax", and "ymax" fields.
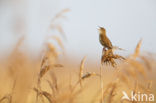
[{"xmin": 105, "ymin": 37, "xmax": 113, "ymax": 48}]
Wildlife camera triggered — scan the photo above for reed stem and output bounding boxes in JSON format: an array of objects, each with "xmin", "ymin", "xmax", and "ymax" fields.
[{"xmin": 100, "ymin": 63, "xmax": 104, "ymax": 103}]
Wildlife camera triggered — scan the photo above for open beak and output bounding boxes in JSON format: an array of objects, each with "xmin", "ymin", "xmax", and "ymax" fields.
[{"xmin": 97, "ymin": 26, "xmax": 101, "ymax": 30}]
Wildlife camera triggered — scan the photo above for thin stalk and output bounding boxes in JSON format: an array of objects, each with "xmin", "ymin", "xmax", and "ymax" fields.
[{"xmin": 100, "ymin": 63, "xmax": 104, "ymax": 103}]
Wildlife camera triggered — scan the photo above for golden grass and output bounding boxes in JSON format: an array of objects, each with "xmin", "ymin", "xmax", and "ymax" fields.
[{"xmin": 0, "ymin": 41, "xmax": 156, "ymax": 103}]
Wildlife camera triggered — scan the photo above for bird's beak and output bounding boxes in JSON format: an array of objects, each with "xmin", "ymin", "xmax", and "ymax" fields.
[
  {"xmin": 97, "ymin": 26, "xmax": 101, "ymax": 30},
  {"xmin": 97, "ymin": 26, "xmax": 102, "ymax": 34}
]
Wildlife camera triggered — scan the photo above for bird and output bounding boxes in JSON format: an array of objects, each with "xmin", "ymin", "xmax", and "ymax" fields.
[{"xmin": 98, "ymin": 27, "xmax": 113, "ymax": 50}]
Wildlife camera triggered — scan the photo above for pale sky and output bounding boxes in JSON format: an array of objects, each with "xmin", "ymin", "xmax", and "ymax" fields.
[{"xmin": 0, "ymin": 0, "xmax": 156, "ymax": 59}]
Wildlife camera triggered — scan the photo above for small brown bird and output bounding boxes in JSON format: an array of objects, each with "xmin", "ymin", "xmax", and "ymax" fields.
[{"xmin": 98, "ymin": 27, "xmax": 113, "ymax": 49}]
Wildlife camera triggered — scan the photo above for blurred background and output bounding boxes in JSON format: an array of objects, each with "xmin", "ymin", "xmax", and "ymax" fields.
[{"xmin": 0, "ymin": 0, "xmax": 156, "ymax": 60}]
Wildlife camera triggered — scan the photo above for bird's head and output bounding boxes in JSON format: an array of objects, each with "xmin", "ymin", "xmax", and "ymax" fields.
[{"xmin": 98, "ymin": 26, "xmax": 106, "ymax": 34}]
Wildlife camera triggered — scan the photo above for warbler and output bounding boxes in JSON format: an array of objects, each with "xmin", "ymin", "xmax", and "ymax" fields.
[{"xmin": 98, "ymin": 27, "xmax": 113, "ymax": 49}]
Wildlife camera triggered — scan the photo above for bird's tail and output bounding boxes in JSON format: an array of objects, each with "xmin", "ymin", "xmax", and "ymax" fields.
[{"xmin": 113, "ymin": 46, "xmax": 125, "ymax": 51}]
